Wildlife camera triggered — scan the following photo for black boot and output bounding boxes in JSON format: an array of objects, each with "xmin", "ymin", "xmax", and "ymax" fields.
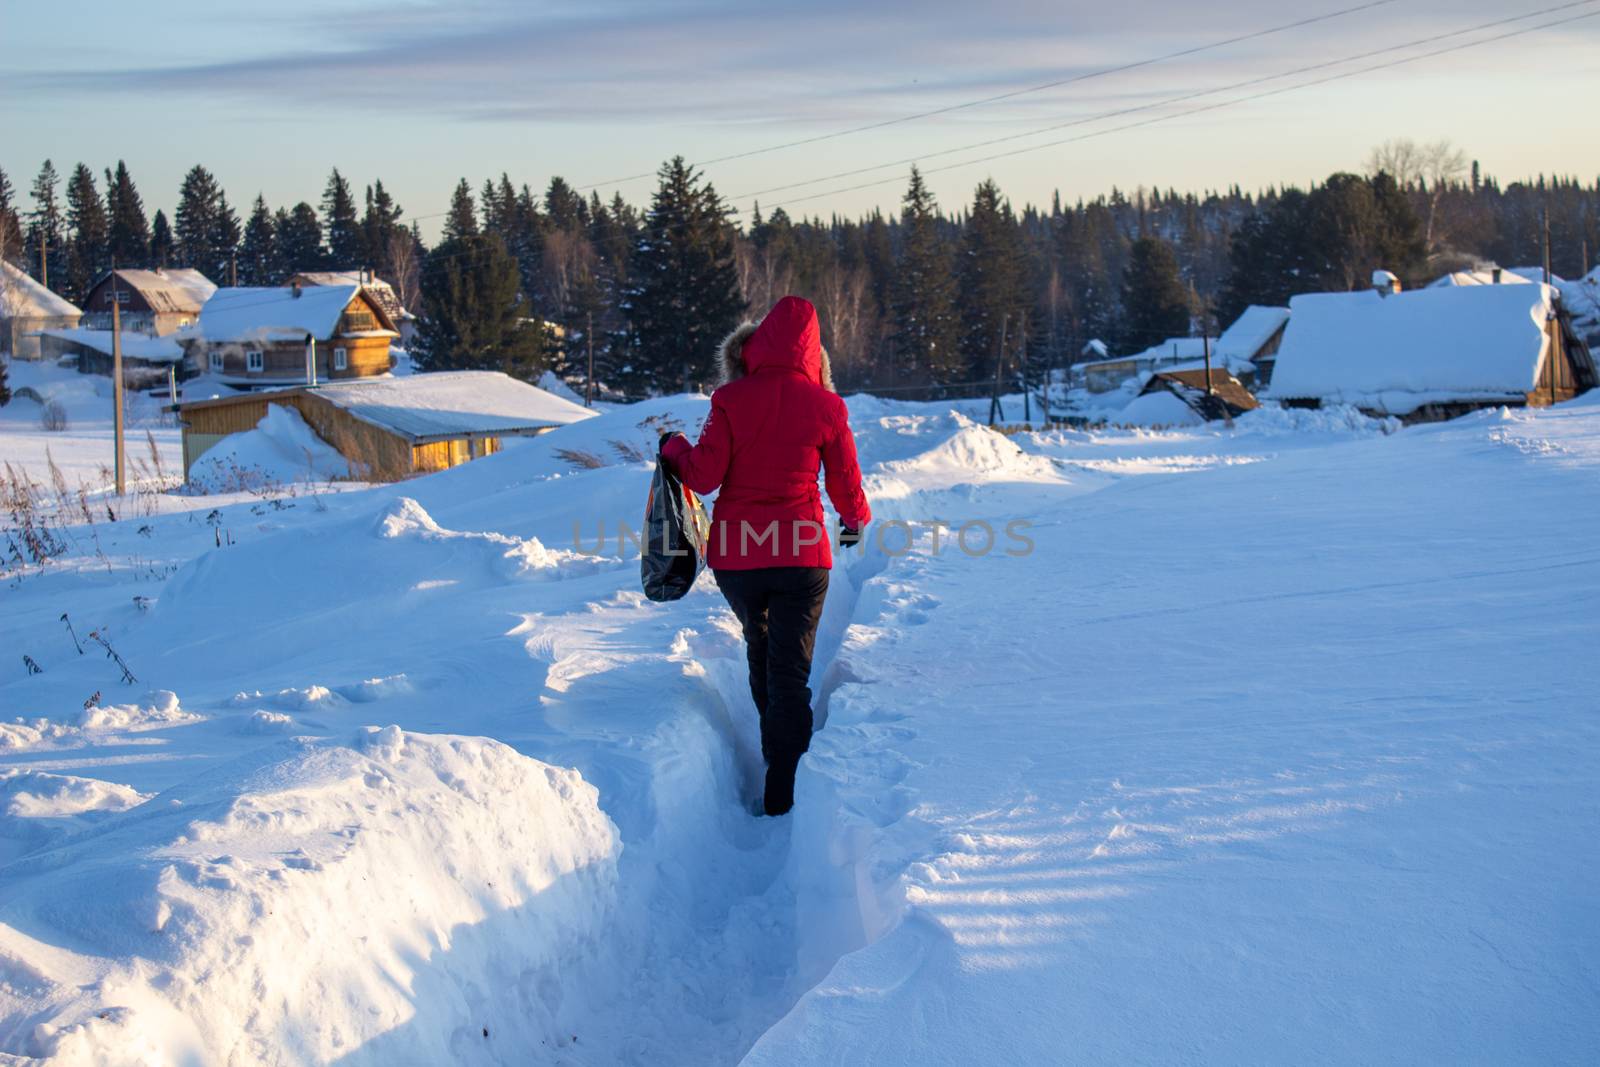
[{"xmin": 763, "ymin": 750, "xmax": 802, "ymax": 816}]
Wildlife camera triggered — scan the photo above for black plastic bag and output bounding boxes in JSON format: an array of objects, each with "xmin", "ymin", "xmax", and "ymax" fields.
[{"xmin": 640, "ymin": 456, "xmax": 711, "ymax": 601}]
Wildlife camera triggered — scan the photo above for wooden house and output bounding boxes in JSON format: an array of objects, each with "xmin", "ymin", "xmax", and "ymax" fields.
[
  {"xmin": 184, "ymin": 283, "xmax": 399, "ymax": 388},
  {"xmin": 175, "ymin": 370, "xmax": 596, "ymax": 482},
  {"xmin": 1137, "ymin": 368, "xmax": 1260, "ymax": 422},
  {"xmin": 288, "ymin": 271, "xmax": 415, "ymax": 347},
  {"xmin": 82, "ymin": 269, "xmax": 216, "ymax": 335},
  {"xmin": 1267, "ymin": 277, "xmax": 1597, "ymax": 423},
  {"xmin": 0, "ymin": 261, "xmax": 81, "ymax": 360},
  {"xmin": 1214, "ymin": 306, "xmax": 1290, "ymax": 387},
  {"xmin": 1081, "ymin": 338, "xmax": 1212, "ymax": 394}
]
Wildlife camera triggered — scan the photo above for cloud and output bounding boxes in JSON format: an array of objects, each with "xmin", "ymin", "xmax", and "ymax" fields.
[{"xmin": 4, "ymin": 0, "xmax": 1406, "ymax": 123}]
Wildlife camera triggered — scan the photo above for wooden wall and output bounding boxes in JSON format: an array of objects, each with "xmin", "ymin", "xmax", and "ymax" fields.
[{"xmin": 181, "ymin": 394, "xmax": 513, "ymax": 483}]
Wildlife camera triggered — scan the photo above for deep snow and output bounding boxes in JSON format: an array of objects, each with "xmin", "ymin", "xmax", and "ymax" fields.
[{"xmin": 1, "ymin": 372, "xmax": 1597, "ymax": 1064}]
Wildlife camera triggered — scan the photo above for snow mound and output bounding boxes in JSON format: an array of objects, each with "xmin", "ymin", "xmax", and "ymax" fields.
[
  {"xmin": 1235, "ymin": 403, "xmax": 1401, "ymax": 437},
  {"xmin": 188, "ymin": 404, "xmax": 351, "ymax": 492},
  {"xmin": 3, "ymin": 728, "xmax": 619, "ymax": 1065},
  {"xmin": 1, "ymin": 770, "xmax": 149, "ymax": 820},
  {"xmin": 1, "ymin": 692, "xmax": 201, "ymax": 752},
  {"xmin": 881, "ymin": 415, "xmax": 1054, "ymax": 479},
  {"xmin": 376, "ymin": 497, "xmax": 619, "ymax": 581},
  {"xmin": 77, "ymin": 690, "xmax": 198, "ymax": 731},
  {"xmin": 1117, "ymin": 390, "xmax": 1205, "ymax": 428}
]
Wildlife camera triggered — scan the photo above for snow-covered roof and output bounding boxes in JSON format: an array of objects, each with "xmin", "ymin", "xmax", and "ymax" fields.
[
  {"xmin": 1215, "ymin": 306, "xmax": 1290, "ymax": 361},
  {"xmin": 308, "ymin": 371, "xmax": 597, "ymax": 442},
  {"xmin": 1428, "ymin": 269, "xmax": 1534, "ymax": 289},
  {"xmin": 1267, "ymin": 283, "xmax": 1557, "ymax": 414},
  {"xmin": 34, "ymin": 327, "xmax": 184, "ymax": 363},
  {"xmin": 289, "ymin": 271, "xmax": 409, "ymax": 321},
  {"xmin": 194, "ymin": 285, "xmax": 397, "ymax": 344},
  {"xmin": 99, "ymin": 269, "xmax": 217, "ymax": 313},
  {"xmin": 0, "ymin": 261, "xmax": 82, "ymax": 319}
]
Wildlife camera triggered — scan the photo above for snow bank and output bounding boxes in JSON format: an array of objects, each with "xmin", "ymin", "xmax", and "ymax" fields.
[
  {"xmin": 1116, "ymin": 390, "xmax": 1204, "ymax": 428},
  {"xmin": 0, "ymin": 728, "xmax": 618, "ymax": 1065},
  {"xmin": 188, "ymin": 403, "xmax": 351, "ymax": 491}
]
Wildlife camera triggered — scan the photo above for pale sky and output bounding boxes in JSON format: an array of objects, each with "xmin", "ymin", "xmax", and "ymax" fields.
[{"xmin": 2, "ymin": 0, "xmax": 1594, "ymax": 240}]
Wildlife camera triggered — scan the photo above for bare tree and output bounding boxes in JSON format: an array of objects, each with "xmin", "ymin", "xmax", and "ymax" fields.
[
  {"xmin": 819, "ymin": 266, "xmax": 871, "ymax": 387},
  {"xmin": 385, "ymin": 229, "xmax": 422, "ymax": 314},
  {"xmin": 1367, "ymin": 138, "xmax": 1470, "ymax": 253},
  {"xmin": 542, "ymin": 227, "xmax": 597, "ymax": 322}
]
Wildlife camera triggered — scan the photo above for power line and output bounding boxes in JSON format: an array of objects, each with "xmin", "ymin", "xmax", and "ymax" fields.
[
  {"xmin": 767, "ymin": 4, "xmax": 1600, "ymax": 212},
  {"xmin": 738, "ymin": 0, "xmax": 1598, "ymax": 204},
  {"xmin": 574, "ymin": 0, "xmax": 1401, "ymax": 190}
]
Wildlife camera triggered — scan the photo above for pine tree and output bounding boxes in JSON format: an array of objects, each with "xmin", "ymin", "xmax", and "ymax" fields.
[
  {"xmin": 415, "ymin": 234, "xmax": 546, "ymax": 379},
  {"xmin": 623, "ymin": 157, "xmax": 745, "ymax": 394},
  {"xmin": 26, "ymin": 161, "xmax": 62, "ymax": 282},
  {"xmin": 0, "ymin": 167, "xmax": 24, "ymax": 268},
  {"xmin": 1119, "ymin": 236, "xmax": 1192, "ymax": 350},
  {"xmin": 361, "ymin": 180, "xmax": 404, "ymax": 278},
  {"xmin": 443, "ymin": 180, "xmax": 479, "ymax": 242},
  {"xmin": 150, "ymin": 210, "xmax": 174, "ymax": 268},
  {"xmin": 890, "ymin": 167, "xmax": 961, "ymax": 392},
  {"xmin": 321, "ymin": 168, "xmax": 361, "ymax": 266},
  {"xmin": 239, "ymin": 196, "xmax": 277, "ymax": 284},
  {"xmin": 957, "ymin": 178, "xmax": 1025, "ymax": 385},
  {"xmin": 64, "ymin": 164, "xmax": 110, "ymax": 299},
  {"xmin": 276, "ymin": 203, "xmax": 323, "ymax": 273},
  {"xmin": 105, "ymin": 161, "xmax": 150, "ymax": 267},
  {"xmin": 174, "ymin": 164, "xmax": 237, "ymax": 280}
]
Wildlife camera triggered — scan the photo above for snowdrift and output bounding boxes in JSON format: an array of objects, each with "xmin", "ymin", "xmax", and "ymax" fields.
[
  {"xmin": 0, "ymin": 728, "xmax": 618, "ymax": 1065},
  {"xmin": 188, "ymin": 404, "xmax": 351, "ymax": 491}
]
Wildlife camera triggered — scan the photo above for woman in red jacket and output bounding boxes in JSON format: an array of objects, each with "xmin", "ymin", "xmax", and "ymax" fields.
[{"xmin": 661, "ymin": 296, "xmax": 872, "ymax": 815}]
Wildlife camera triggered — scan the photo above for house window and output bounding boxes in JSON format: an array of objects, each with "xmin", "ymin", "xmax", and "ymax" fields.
[
  {"xmin": 246, "ymin": 350, "xmax": 264, "ymax": 372},
  {"xmin": 209, "ymin": 351, "xmax": 224, "ymax": 372},
  {"xmin": 333, "ymin": 347, "xmax": 348, "ymax": 371}
]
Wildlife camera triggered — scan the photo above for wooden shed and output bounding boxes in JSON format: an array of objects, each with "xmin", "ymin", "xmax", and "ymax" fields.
[
  {"xmin": 82, "ymin": 269, "xmax": 216, "ymax": 336},
  {"xmin": 184, "ymin": 283, "xmax": 399, "ymax": 388},
  {"xmin": 175, "ymin": 370, "xmax": 596, "ymax": 482},
  {"xmin": 1138, "ymin": 368, "xmax": 1260, "ymax": 421}
]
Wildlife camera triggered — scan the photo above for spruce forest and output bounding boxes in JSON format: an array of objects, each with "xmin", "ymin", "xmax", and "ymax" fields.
[{"xmin": 1, "ymin": 143, "xmax": 1596, "ymax": 398}]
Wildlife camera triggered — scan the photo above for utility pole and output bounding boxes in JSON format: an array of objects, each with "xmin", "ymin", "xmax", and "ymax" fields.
[
  {"xmin": 585, "ymin": 311, "xmax": 595, "ymax": 407},
  {"xmin": 1542, "ymin": 206, "xmax": 1552, "ymax": 284},
  {"xmin": 112, "ymin": 285, "xmax": 126, "ymax": 496},
  {"xmin": 988, "ymin": 314, "xmax": 1008, "ymax": 427},
  {"xmin": 1203, "ymin": 333, "xmax": 1214, "ymax": 396},
  {"xmin": 39, "ymin": 241, "xmax": 47, "ymax": 290},
  {"xmin": 229, "ymin": 252, "xmax": 237, "ymax": 288},
  {"xmin": 1020, "ymin": 313, "xmax": 1031, "ymax": 426}
]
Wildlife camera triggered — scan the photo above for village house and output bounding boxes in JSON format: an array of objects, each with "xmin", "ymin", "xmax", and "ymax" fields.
[
  {"xmin": 1267, "ymin": 271, "xmax": 1597, "ymax": 422},
  {"xmin": 1213, "ymin": 305, "xmax": 1290, "ymax": 387},
  {"xmin": 81, "ymin": 269, "xmax": 216, "ymax": 336},
  {"xmin": 0, "ymin": 261, "xmax": 81, "ymax": 360},
  {"xmin": 183, "ymin": 283, "xmax": 399, "ymax": 388},
  {"xmin": 35, "ymin": 328, "xmax": 185, "ymax": 390},
  {"xmin": 288, "ymin": 270, "xmax": 416, "ymax": 347},
  {"xmin": 1081, "ymin": 338, "xmax": 1216, "ymax": 394},
  {"xmin": 174, "ymin": 370, "xmax": 595, "ymax": 481}
]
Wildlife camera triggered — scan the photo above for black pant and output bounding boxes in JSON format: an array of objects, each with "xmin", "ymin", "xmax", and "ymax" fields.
[{"xmin": 715, "ymin": 566, "xmax": 829, "ymax": 812}]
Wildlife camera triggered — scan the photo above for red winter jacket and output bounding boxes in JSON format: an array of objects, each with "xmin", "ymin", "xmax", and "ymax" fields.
[{"xmin": 661, "ymin": 296, "xmax": 871, "ymax": 570}]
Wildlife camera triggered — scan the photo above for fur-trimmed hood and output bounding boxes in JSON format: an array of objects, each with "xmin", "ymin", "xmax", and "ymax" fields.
[{"xmin": 717, "ymin": 296, "xmax": 835, "ymax": 392}]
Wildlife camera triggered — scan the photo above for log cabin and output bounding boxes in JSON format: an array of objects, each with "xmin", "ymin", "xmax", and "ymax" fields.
[{"xmin": 183, "ymin": 283, "xmax": 399, "ymax": 388}]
